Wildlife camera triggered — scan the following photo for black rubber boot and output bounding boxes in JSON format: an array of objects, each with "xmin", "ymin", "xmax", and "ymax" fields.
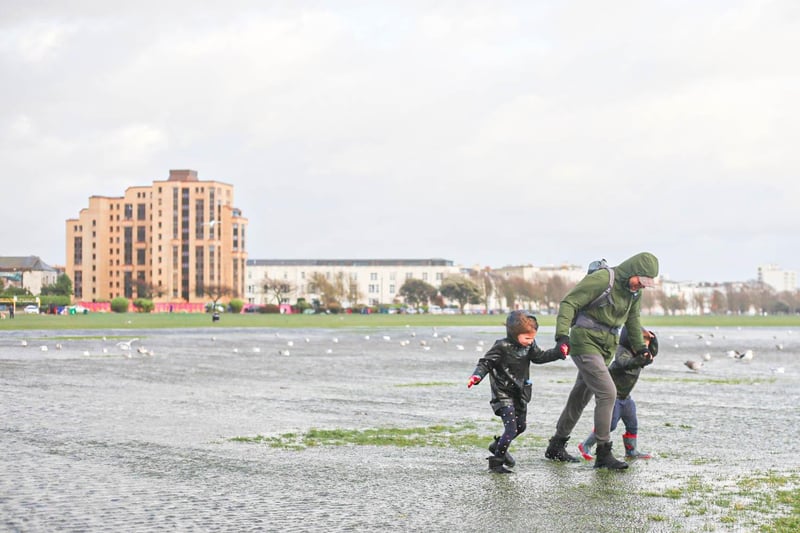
[
  {"xmin": 545, "ymin": 435, "xmax": 579, "ymax": 463},
  {"xmin": 594, "ymin": 442, "xmax": 629, "ymax": 470},
  {"xmin": 487, "ymin": 455, "xmax": 513, "ymax": 474},
  {"xmin": 488, "ymin": 436, "xmax": 516, "ymax": 468}
]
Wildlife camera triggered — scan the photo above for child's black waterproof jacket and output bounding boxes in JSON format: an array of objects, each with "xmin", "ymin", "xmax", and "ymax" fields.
[{"xmin": 471, "ymin": 338, "xmax": 562, "ymax": 413}]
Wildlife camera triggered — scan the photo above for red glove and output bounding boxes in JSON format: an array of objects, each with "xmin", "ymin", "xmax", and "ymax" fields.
[
  {"xmin": 556, "ymin": 336, "xmax": 571, "ymax": 358},
  {"xmin": 467, "ymin": 375, "xmax": 481, "ymax": 388}
]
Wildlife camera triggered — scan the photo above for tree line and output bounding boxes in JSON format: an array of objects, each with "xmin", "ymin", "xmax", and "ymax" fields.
[{"xmin": 262, "ymin": 271, "xmax": 800, "ymax": 315}]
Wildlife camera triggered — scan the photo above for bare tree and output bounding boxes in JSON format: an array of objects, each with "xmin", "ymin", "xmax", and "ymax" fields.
[
  {"xmin": 204, "ymin": 284, "xmax": 234, "ymax": 310},
  {"xmin": 262, "ymin": 277, "xmax": 296, "ymax": 306}
]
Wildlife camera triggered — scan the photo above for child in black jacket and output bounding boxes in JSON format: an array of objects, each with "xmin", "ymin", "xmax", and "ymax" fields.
[{"xmin": 468, "ymin": 311, "xmax": 566, "ymax": 473}]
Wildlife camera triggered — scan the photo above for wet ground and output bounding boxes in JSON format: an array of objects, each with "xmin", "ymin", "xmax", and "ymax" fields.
[{"xmin": 1, "ymin": 325, "xmax": 798, "ymax": 532}]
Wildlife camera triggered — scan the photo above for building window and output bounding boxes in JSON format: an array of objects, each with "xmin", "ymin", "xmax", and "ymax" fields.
[
  {"xmin": 137, "ymin": 249, "xmax": 146, "ymax": 266},
  {"xmin": 137, "ymin": 226, "xmax": 146, "ymax": 243},
  {"xmin": 123, "ymin": 227, "xmax": 133, "ymax": 265},
  {"xmin": 406, "ymin": 272, "xmax": 412, "ymax": 279},
  {"xmin": 124, "ymin": 204, "xmax": 133, "ymax": 220},
  {"xmin": 73, "ymin": 236, "xmax": 83, "ymax": 265},
  {"xmin": 370, "ymin": 273, "xmax": 378, "ymax": 281},
  {"xmin": 137, "ymin": 203, "xmax": 146, "ymax": 220},
  {"xmin": 436, "ymin": 272, "xmax": 443, "ymax": 281},
  {"xmin": 422, "ymin": 273, "xmax": 428, "ymax": 281},
  {"xmin": 389, "ymin": 284, "xmax": 395, "ymax": 294}
]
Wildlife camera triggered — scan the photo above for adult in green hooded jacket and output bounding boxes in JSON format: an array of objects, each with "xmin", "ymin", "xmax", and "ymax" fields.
[{"xmin": 544, "ymin": 252, "xmax": 659, "ymax": 469}]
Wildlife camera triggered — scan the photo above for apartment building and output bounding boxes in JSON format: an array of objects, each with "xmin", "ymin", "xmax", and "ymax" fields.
[
  {"xmin": 758, "ymin": 264, "xmax": 798, "ymax": 292},
  {"xmin": 245, "ymin": 258, "xmax": 462, "ymax": 307},
  {"xmin": 65, "ymin": 169, "xmax": 248, "ymax": 304}
]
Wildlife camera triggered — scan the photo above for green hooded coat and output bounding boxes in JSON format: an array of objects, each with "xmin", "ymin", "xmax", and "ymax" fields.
[{"xmin": 555, "ymin": 252, "xmax": 659, "ymax": 363}]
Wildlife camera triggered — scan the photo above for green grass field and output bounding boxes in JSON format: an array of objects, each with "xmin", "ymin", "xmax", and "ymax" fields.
[{"xmin": 2, "ymin": 311, "xmax": 799, "ymax": 331}]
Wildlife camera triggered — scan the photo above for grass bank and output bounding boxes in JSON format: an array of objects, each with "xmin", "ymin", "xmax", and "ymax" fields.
[{"xmin": 2, "ymin": 312, "xmax": 800, "ymax": 331}]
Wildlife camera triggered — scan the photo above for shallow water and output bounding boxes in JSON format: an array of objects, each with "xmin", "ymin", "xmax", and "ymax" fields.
[{"xmin": 1, "ymin": 325, "xmax": 798, "ymax": 532}]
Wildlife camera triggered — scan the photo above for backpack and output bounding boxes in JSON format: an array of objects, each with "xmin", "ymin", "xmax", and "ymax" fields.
[{"xmin": 585, "ymin": 259, "xmax": 615, "ymax": 309}]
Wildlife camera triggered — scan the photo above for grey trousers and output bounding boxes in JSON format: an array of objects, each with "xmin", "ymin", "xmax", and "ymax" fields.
[{"xmin": 554, "ymin": 353, "xmax": 617, "ymax": 444}]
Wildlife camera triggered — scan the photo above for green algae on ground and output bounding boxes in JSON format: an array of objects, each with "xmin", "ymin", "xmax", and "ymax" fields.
[
  {"xmin": 642, "ymin": 471, "xmax": 800, "ymax": 532},
  {"xmin": 229, "ymin": 422, "xmax": 548, "ymax": 450}
]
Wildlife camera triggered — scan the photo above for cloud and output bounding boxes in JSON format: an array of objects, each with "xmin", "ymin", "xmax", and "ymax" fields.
[{"xmin": 1, "ymin": 2, "xmax": 799, "ymax": 283}]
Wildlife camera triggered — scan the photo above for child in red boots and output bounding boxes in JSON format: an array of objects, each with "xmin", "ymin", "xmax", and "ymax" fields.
[{"xmin": 578, "ymin": 326, "xmax": 658, "ymax": 461}]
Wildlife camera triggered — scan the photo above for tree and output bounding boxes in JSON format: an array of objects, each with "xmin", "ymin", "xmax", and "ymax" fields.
[
  {"xmin": 662, "ymin": 294, "xmax": 686, "ymax": 315},
  {"xmin": 204, "ymin": 284, "xmax": 234, "ymax": 311},
  {"xmin": 543, "ymin": 276, "xmax": 569, "ymax": 311},
  {"xmin": 469, "ymin": 269, "xmax": 497, "ymax": 313},
  {"xmin": 398, "ymin": 278, "xmax": 437, "ymax": 310},
  {"xmin": 40, "ymin": 274, "xmax": 73, "ymax": 297},
  {"xmin": 710, "ymin": 290, "xmax": 726, "ymax": 314},
  {"xmin": 263, "ymin": 277, "xmax": 295, "ymax": 306},
  {"xmin": 439, "ymin": 276, "xmax": 483, "ymax": 313},
  {"xmin": 308, "ymin": 272, "xmax": 338, "ymax": 308}
]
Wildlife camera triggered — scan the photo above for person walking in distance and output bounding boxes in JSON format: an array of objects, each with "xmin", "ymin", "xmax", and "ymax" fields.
[{"xmin": 544, "ymin": 252, "xmax": 659, "ymax": 469}]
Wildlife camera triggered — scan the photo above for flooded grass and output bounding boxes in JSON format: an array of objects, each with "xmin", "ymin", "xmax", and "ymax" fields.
[
  {"xmin": 642, "ymin": 471, "xmax": 800, "ymax": 531},
  {"xmin": 2, "ymin": 325, "xmax": 798, "ymax": 531},
  {"xmin": 231, "ymin": 422, "xmax": 495, "ymax": 449},
  {"xmin": 644, "ymin": 376, "xmax": 778, "ymax": 385},
  {"xmin": 394, "ymin": 381, "xmax": 455, "ymax": 387}
]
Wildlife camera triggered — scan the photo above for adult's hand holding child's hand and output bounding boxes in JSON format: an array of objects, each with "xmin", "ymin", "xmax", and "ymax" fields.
[{"xmin": 556, "ymin": 336, "xmax": 571, "ymax": 358}]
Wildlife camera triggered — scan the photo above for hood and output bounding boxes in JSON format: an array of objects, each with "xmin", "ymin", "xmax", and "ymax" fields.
[{"xmin": 615, "ymin": 252, "xmax": 659, "ymax": 284}]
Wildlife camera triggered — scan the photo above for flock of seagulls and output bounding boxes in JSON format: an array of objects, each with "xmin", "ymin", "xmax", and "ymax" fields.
[
  {"xmin": 14, "ymin": 337, "xmax": 154, "ymax": 358},
  {"xmin": 10, "ymin": 328, "xmax": 791, "ymax": 376},
  {"xmin": 678, "ymin": 331, "xmax": 792, "ymax": 374}
]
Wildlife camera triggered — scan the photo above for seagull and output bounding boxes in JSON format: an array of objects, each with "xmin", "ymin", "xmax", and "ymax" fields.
[
  {"xmin": 55, "ymin": 343, "xmax": 63, "ymax": 350},
  {"xmin": 456, "ymin": 345, "xmax": 465, "ymax": 351},
  {"xmin": 278, "ymin": 349, "xmax": 290, "ymax": 356},
  {"xmin": 116, "ymin": 338, "xmax": 139, "ymax": 354},
  {"xmin": 252, "ymin": 347, "xmax": 261, "ymax": 353},
  {"xmin": 40, "ymin": 345, "xmax": 48, "ymax": 352},
  {"xmin": 287, "ymin": 341, "xmax": 294, "ymax": 347},
  {"xmin": 770, "ymin": 367, "xmax": 785, "ymax": 374},
  {"xmin": 685, "ymin": 360, "xmax": 703, "ymax": 372},
  {"xmin": 325, "ymin": 348, "xmax": 333, "ymax": 354},
  {"xmin": 383, "ymin": 335, "xmax": 391, "ymax": 341},
  {"xmin": 703, "ymin": 352, "xmax": 712, "ymax": 361},
  {"xmin": 735, "ymin": 350, "xmax": 753, "ymax": 362},
  {"xmin": 776, "ymin": 343, "xmax": 784, "ymax": 351},
  {"xmin": 20, "ymin": 340, "xmax": 28, "ymax": 347}
]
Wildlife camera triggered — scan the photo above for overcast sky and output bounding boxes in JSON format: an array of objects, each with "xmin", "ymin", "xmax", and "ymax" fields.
[{"xmin": 2, "ymin": 1, "xmax": 798, "ymax": 284}]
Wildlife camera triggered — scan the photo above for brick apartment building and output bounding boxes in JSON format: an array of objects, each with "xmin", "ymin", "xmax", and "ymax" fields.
[{"xmin": 65, "ymin": 169, "xmax": 248, "ymax": 305}]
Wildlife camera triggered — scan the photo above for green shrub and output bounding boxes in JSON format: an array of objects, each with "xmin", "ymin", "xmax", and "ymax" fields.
[
  {"xmin": 39, "ymin": 295, "xmax": 71, "ymax": 308},
  {"xmin": 229, "ymin": 299, "xmax": 244, "ymax": 313},
  {"xmin": 261, "ymin": 304, "xmax": 280, "ymax": 314},
  {"xmin": 110, "ymin": 297, "xmax": 129, "ymax": 313},
  {"xmin": 132, "ymin": 298, "xmax": 154, "ymax": 313}
]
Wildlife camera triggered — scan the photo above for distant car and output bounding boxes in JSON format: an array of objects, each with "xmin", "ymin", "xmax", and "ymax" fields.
[{"xmin": 24, "ymin": 305, "xmax": 40, "ymax": 314}]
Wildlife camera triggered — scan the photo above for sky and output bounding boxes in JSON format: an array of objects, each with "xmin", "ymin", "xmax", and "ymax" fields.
[{"xmin": 2, "ymin": 1, "xmax": 799, "ymax": 284}]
